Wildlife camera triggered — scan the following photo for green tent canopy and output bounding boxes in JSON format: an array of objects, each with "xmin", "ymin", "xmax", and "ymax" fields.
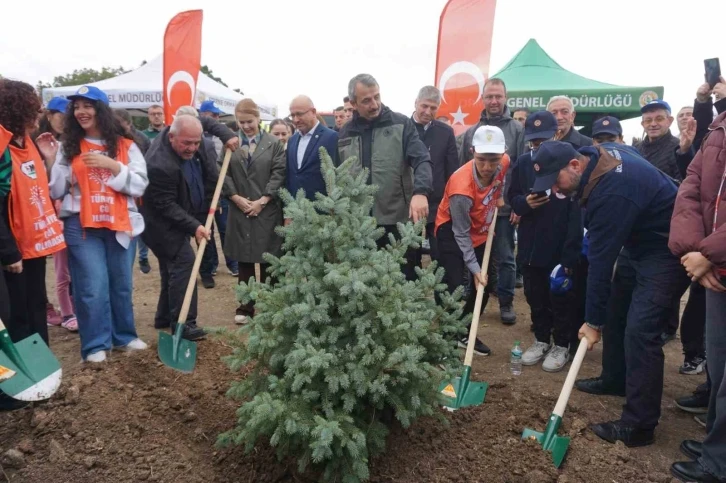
[{"xmin": 491, "ymin": 39, "xmax": 664, "ymax": 128}]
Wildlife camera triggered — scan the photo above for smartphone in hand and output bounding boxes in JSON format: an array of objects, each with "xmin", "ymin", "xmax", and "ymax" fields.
[
  {"xmin": 705, "ymin": 58, "xmax": 721, "ymax": 89},
  {"xmin": 529, "ymin": 188, "xmax": 549, "ymax": 198}
]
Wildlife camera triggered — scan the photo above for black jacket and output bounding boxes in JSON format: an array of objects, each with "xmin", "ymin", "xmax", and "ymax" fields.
[
  {"xmin": 141, "ymin": 126, "xmax": 219, "ymax": 259},
  {"xmin": 510, "ymin": 150, "xmax": 582, "ymax": 270},
  {"xmin": 636, "ymin": 132, "xmax": 692, "ymax": 181},
  {"xmin": 560, "ymin": 126, "xmax": 593, "ymax": 149},
  {"xmin": 412, "ymin": 117, "xmax": 459, "ymax": 223}
]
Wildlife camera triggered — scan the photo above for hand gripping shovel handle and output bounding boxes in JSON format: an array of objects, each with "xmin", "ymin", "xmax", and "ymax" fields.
[
  {"xmin": 553, "ymin": 337, "xmax": 589, "ymax": 418},
  {"xmin": 463, "ymin": 207, "xmax": 498, "ymax": 368},
  {"xmin": 177, "ymin": 148, "xmax": 233, "ymax": 325}
]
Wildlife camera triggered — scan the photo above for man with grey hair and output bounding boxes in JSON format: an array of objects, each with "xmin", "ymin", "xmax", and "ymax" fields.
[
  {"xmin": 142, "ymin": 115, "xmax": 225, "ymax": 341},
  {"xmin": 411, "ymin": 85, "xmax": 458, "ymax": 262},
  {"xmin": 172, "ymin": 105, "xmax": 239, "ymax": 286},
  {"xmin": 338, "ymin": 73, "xmax": 433, "ymax": 281},
  {"xmin": 546, "ymin": 95, "xmax": 592, "ymax": 149}
]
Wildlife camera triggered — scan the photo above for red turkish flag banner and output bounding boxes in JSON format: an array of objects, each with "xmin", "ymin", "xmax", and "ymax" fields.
[
  {"xmin": 163, "ymin": 10, "xmax": 203, "ymax": 126},
  {"xmin": 434, "ymin": 0, "xmax": 497, "ymax": 136}
]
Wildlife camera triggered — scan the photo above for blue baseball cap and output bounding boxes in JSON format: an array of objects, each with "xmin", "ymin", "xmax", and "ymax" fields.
[
  {"xmin": 524, "ymin": 111, "xmax": 557, "ymax": 142},
  {"xmin": 46, "ymin": 97, "xmax": 70, "ymax": 113},
  {"xmin": 531, "ymin": 141, "xmax": 580, "ymax": 192},
  {"xmin": 199, "ymin": 100, "xmax": 223, "ymax": 114},
  {"xmin": 68, "ymin": 85, "xmax": 109, "ymax": 106},
  {"xmin": 640, "ymin": 99, "xmax": 671, "ymax": 114},
  {"xmin": 550, "ymin": 265, "xmax": 573, "ymax": 294},
  {"xmin": 592, "ymin": 116, "xmax": 622, "ymax": 137}
]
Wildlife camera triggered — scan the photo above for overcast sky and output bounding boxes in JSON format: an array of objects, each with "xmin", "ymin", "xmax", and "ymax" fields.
[{"xmin": 1, "ymin": 0, "xmax": 723, "ymax": 140}]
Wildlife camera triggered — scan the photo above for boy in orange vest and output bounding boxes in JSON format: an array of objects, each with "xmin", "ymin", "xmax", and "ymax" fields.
[{"xmin": 435, "ymin": 125, "xmax": 510, "ymax": 356}]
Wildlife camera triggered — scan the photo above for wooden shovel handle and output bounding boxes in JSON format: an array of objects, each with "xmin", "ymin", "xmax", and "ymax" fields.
[
  {"xmin": 553, "ymin": 337, "xmax": 589, "ymax": 417},
  {"xmin": 463, "ymin": 207, "xmax": 498, "ymax": 367},
  {"xmin": 177, "ymin": 148, "xmax": 233, "ymax": 325}
]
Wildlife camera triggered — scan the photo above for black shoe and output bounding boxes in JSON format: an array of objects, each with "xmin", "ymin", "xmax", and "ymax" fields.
[
  {"xmin": 590, "ymin": 420, "xmax": 654, "ymax": 447},
  {"xmin": 695, "ymin": 414, "xmax": 707, "ymax": 429},
  {"xmin": 172, "ymin": 323, "xmax": 206, "ymax": 341},
  {"xmin": 575, "ymin": 377, "xmax": 626, "ymax": 396},
  {"xmin": 515, "ymin": 274, "xmax": 524, "ymax": 288},
  {"xmin": 680, "ymin": 440, "xmax": 703, "ymax": 460},
  {"xmin": 676, "ymin": 391, "xmax": 709, "ymax": 414},
  {"xmin": 680, "ymin": 356, "xmax": 707, "ymax": 375},
  {"xmin": 500, "ymin": 304, "xmax": 517, "ymax": 325},
  {"xmin": 201, "ymin": 275, "xmax": 215, "ymax": 289},
  {"xmin": 458, "ymin": 337, "xmax": 491, "ymax": 356},
  {"xmin": 671, "ymin": 461, "xmax": 722, "ymax": 483},
  {"xmin": 139, "ymin": 259, "xmax": 151, "ymax": 274}
]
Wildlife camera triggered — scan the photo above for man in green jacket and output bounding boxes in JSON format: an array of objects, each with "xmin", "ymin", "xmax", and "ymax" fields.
[{"xmin": 338, "ymin": 74, "xmax": 433, "ymax": 280}]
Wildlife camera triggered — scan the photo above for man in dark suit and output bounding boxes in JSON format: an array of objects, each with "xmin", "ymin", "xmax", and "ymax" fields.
[
  {"xmin": 285, "ymin": 95, "xmax": 339, "ymax": 213},
  {"xmin": 141, "ymin": 116, "xmax": 220, "ymax": 341},
  {"xmin": 411, "ymin": 85, "xmax": 459, "ymax": 262}
]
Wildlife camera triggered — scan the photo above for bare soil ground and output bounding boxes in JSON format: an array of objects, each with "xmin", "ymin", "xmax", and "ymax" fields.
[{"xmin": 0, "ymin": 248, "xmax": 703, "ymax": 482}]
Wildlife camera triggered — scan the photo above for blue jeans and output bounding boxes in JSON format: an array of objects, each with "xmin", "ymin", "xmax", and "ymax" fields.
[
  {"xmin": 137, "ymin": 238, "xmax": 149, "ymax": 262},
  {"xmin": 493, "ymin": 216, "xmax": 516, "ymax": 304},
  {"xmin": 64, "ymin": 215, "xmax": 139, "ymax": 359}
]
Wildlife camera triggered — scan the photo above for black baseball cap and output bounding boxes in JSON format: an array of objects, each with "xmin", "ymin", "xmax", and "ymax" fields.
[
  {"xmin": 524, "ymin": 111, "xmax": 557, "ymax": 142},
  {"xmin": 592, "ymin": 116, "xmax": 622, "ymax": 137},
  {"xmin": 531, "ymin": 141, "xmax": 580, "ymax": 192}
]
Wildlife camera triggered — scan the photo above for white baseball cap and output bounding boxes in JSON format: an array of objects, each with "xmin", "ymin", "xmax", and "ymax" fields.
[{"xmin": 472, "ymin": 125, "xmax": 506, "ymax": 154}]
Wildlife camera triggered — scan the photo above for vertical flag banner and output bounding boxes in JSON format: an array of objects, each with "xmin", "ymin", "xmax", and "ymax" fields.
[
  {"xmin": 434, "ymin": 0, "xmax": 497, "ymax": 136},
  {"xmin": 163, "ymin": 10, "xmax": 203, "ymax": 126}
]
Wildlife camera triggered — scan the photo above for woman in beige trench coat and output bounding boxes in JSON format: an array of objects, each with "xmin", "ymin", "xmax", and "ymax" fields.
[{"xmin": 221, "ymin": 99, "xmax": 286, "ymax": 324}]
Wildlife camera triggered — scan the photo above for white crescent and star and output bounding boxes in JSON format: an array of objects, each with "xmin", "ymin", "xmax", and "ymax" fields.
[
  {"xmin": 437, "ymin": 61, "xmax": 487, "ymax": 104},
  {"xmin": 166, "ymin": 70, "xmax": 196, "ymax": 103}
]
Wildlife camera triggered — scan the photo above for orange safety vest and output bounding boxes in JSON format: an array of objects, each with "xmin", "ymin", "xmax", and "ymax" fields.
[
  {"xmin": 71, "ymin": 138, "xmax": 132, "ymax": 233},
  {"xmin": 4, "ymin": 133, "xmax": 67, "ymax": 259},
  {"xmin": 435, "ymin": 155, "xmax": 510, "ymax": 248}
]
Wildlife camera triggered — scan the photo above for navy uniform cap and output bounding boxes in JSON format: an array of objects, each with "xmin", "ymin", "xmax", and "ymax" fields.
[
  {"xmin": 524, "ymin": 111, "xmax": 557, "ymax": 142},
  {"xmin": 531, "ymin": 141, "xmax": 580, "ymax": 192},
  {"xmin": 592, "ymin": 116, "xmax": 622, "ymax": 137}
]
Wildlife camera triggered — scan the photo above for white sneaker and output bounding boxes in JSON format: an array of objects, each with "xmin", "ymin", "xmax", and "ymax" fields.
[
  {"xmin": 522, "ymin": 341, "xmax": 551, "ymax": 366},
  {"xmin": 85, "ymin": 351, "xmax": 107, "ymax": 363},
  {"xmin": 542, "ymin": 345, "xmax": 570, "ymax": 373},
  {"xmin": 116, "ymin": 339, "xmax": 148, "ymax": 352},
  {"xmin": 234, "ymin": 314, "xmax": 248, "ymax": 325}
]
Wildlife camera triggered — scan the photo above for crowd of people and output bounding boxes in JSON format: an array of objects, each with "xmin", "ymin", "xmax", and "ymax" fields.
[{"xmin": 0, "ymin": 70, "xmax": 724, "ymax": 481}]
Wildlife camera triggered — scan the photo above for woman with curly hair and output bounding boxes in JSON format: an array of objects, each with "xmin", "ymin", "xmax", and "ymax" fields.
[
  {"xmin": 45, "ymin": 85, "xmax": 148, "ymax": 363},
  {"xmin": 0, "ymin": 79, "xmax": 67, "ymax": 351}
]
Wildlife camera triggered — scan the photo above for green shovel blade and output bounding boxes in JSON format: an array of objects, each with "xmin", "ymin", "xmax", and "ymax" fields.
[
  {"xmin": 522, "ymin": 414, "xmax": 570, "ymax": 468},
  {"xmin": 0, "ymin": 333, "xmax": 62, "ymax": 401},
  {"xmin": 158, "ymin": 326, "xmax": 196, "ymax": 373},
  {"xmin": 439, "ymin": 366, "xmax": 488, "ymax": 411}
]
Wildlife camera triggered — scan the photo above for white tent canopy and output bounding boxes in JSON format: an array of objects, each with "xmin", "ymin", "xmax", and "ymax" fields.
[{"xmin": 42, "ymin": 55, "xmax": 278, "ymax": 121}]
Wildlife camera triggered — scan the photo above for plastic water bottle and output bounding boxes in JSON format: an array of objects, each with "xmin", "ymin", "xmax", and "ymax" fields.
[{"xmin": 510, "ymin": 341, "xmax": 523, "ymax": 375}]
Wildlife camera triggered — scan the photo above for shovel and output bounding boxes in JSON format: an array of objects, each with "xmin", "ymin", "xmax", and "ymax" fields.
[
  {"xmin": 439, "ymin": 207, "xmax": 497, "ymax": 411},
  {"xmin": 158, "ymin": 148, "xmax": 233, "ymax": 373},
  {"xmin": 0, "ymin": 317, "xmax": 62, "ymax": 401},
  {"xmin": 522, "ymin": 337, "xmax": 589, "ymax": 468}
]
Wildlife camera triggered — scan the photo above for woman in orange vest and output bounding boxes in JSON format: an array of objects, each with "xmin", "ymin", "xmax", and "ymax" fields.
[
  {"xmin": 435, "ymin": 126, "xmax": 510, "ymax": 357},
  {"xmin": 0, "ymin": 80, "xmax": 67, "ymax": 347},
  {"xmin": 44, "ymin": 86, "xmax": 149, "ymax": 363}
]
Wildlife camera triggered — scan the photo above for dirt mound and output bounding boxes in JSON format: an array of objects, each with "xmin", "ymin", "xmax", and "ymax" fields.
[{"xmin": 0, "ymin": 340, "xmax": 673, "ymax": 483}]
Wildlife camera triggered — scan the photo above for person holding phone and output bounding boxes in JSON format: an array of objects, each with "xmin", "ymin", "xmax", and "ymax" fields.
[
  {"xmin": 509, "ymin": 111, "xmax": 582, "ymax": 373},
  {"xmin": 668, "ymin": 106, "xmax": 726, "ymax": 483}
]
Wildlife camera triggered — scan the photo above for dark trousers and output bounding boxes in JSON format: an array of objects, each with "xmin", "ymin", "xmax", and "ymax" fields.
[
  {"xmin": 522, "ymin": 265, "xmax": 575, "ymax": 348},
  {"xmin": 425, "ymin": 222, "xmax": 440, "ymax": 262},
  {"xmin": 600, "ymin": 249, "xmax": 690, "ymax": 429},
  {"xmin": 378, "ymin": 224, "xmax": 420, "ymax": 282},
  {"xmin": 236, "ymin": 262, "xmax": 271, "ymax": 316},
  {"xmin": 155, "ymin": 240, "xmax": 197, "ymax": 327},
  {"xmin": 436, "ymin": 222, "xmax": 496, "ymax": 322},
  {"xmin": 3, "ymin": 257, "xmax": 48, "ymax": 345},
  {"xmin": 197, "ymin": 200, "xmax": 238, "ymax": 276},
  {"xmin": 700, "ymin": 288, "xmax": 726, "ymax": 479},
  {"xmin": 680, "ymin": 283, "xmax": 707, "ymax": 359},
  {"xmin": 573, "ymin": 254, "xmax": 588, "ymax": 348}
]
